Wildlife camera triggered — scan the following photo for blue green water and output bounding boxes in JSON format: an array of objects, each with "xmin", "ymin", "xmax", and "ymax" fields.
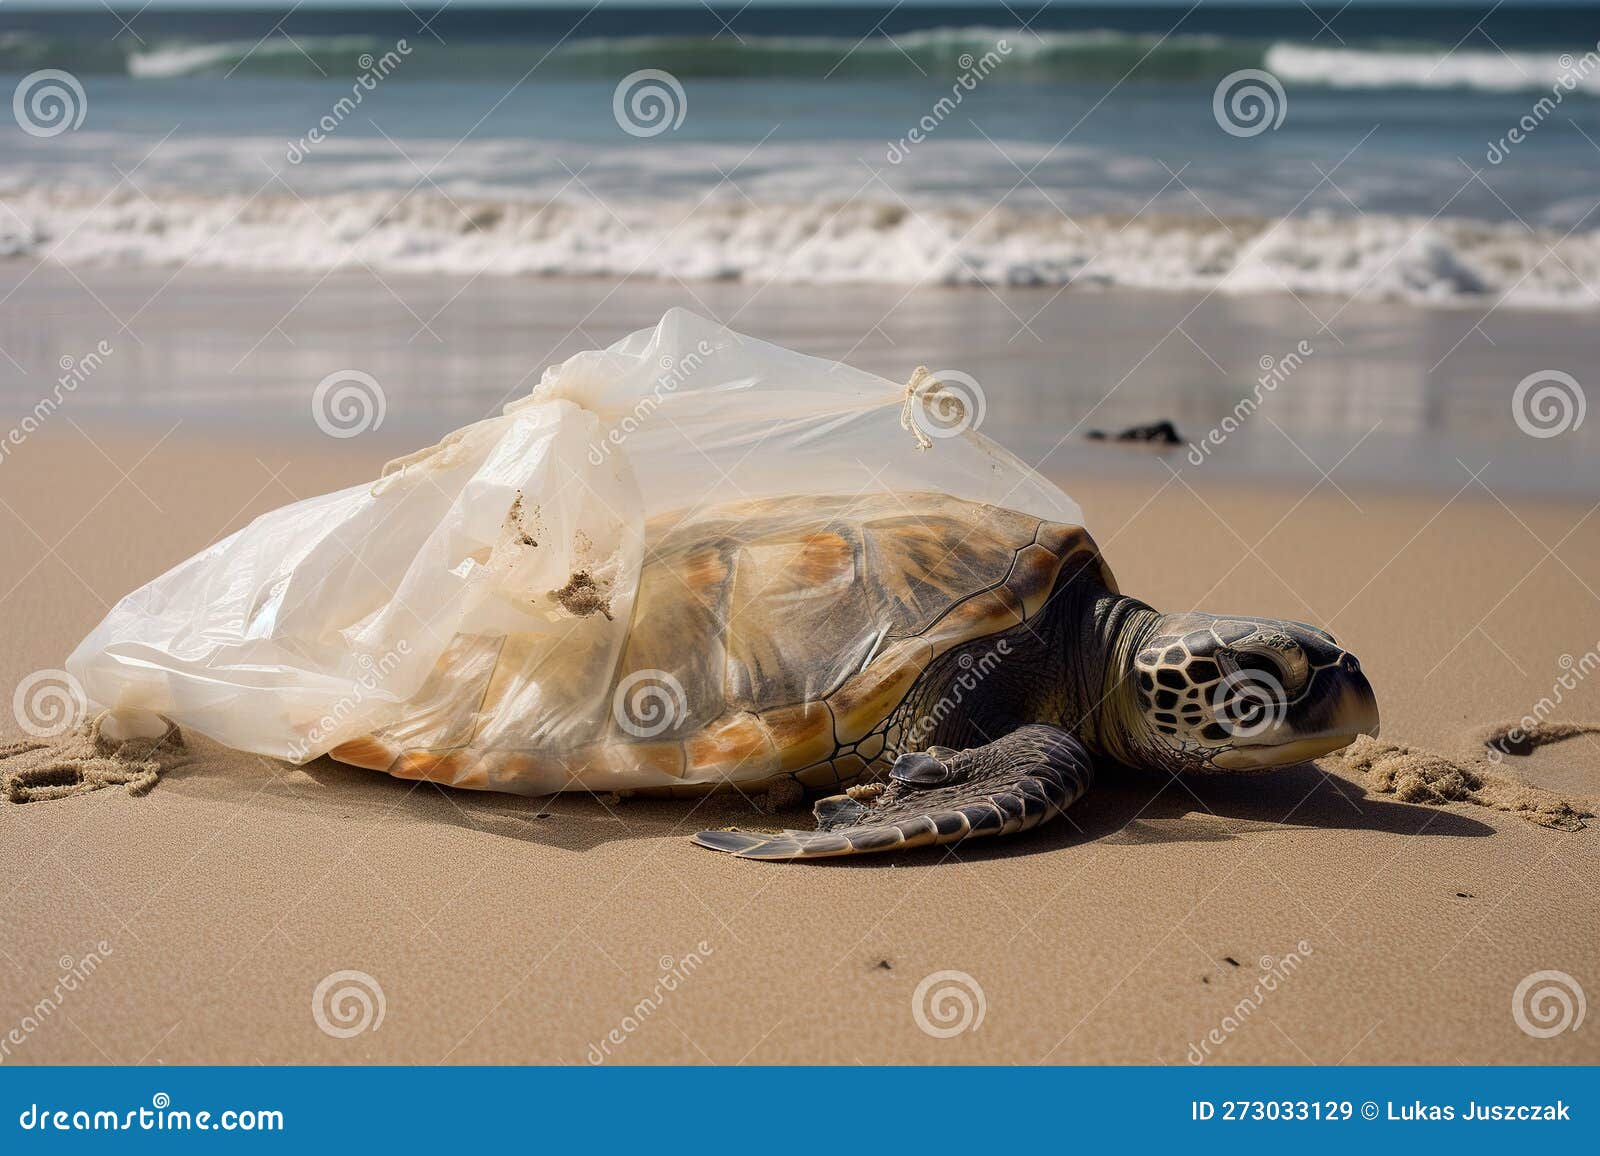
[{"xmin": 1, "ymin": 4, "xmax": 1598, "ymax": 301}]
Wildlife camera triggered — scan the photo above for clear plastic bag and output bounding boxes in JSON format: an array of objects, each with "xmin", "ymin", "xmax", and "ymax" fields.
[{"xmin": 68, "ymin": 309, "xmax": 1083, "ymax": 793}]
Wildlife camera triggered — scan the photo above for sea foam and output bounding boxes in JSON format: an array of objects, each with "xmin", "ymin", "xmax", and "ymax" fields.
[{"xmin": 2, "ymin": 185, "xmax": 1595, "ymax": 309}]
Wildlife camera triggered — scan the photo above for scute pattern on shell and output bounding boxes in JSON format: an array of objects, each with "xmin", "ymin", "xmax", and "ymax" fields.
[{"xmin": 330, "ymin": 492, "xmax": 1110, "ymax": 795}]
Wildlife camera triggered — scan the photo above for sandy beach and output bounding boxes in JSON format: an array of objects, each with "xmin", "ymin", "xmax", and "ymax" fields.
[{"xmin": 2, "ymin": 405, "xmax": 1596, "ymax": 1064}]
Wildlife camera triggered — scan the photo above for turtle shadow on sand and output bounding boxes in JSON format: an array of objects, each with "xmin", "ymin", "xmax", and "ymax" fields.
[
  {"xmin": 780, "ymin": 721, "xmax": 1600, "ymax": 866},
  {"xmin": 105, "ymin": 733, "xmax": 753, "ymax": 854},
  {"xmin": 1074, "ymin": 759, "xmax": 1496, "ymax": 845},
  {"xmin": 111, "ymin": 735, "xmax": 1493, "ymax": 859},
  {"xmin": 769, "ymin": 758, "xmax": 1497, "ymax": 868},
  {"xmin": 20, "ymin": 723, "xmax": 1591, "ymax": 861}
]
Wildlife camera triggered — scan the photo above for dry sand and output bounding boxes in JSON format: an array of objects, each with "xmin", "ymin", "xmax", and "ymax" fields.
[{"xmin": 1, "ymin": 425, "xmax": 1596, "ymax": 1065}]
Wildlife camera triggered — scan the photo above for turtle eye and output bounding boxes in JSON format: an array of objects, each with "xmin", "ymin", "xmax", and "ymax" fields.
[{"xmin": 1219, "ymin": 640, "xmax": 1307, "ymax": 695}]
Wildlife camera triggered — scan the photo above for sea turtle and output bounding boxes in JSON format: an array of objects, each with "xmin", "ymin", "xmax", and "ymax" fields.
[{"xmin": 329, "ymin": 491, "xmax": 1379, "ymax": 860}]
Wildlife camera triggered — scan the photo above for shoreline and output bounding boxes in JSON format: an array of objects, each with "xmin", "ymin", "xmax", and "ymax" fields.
[{"xmin": 2, "ymin": 264, "xmax": 1597, "ymax": 500}]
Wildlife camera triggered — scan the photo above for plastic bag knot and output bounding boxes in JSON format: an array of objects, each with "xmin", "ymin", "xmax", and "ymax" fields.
[
  {"xmin": 900, "ymin": 366, "xmax": 934, "ymax": 451},
  {"xmin": 370, "ymin": 426, "xmax": 477, "ymax": 496}
]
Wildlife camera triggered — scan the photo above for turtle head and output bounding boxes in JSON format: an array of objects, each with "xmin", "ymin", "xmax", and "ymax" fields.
[{"xmin": 1112, "ymin": 612, "xmax": 1379, "ymax": 774}]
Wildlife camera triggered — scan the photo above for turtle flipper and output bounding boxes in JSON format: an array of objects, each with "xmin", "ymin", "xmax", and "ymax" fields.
[{"xmin": 691, "ymin": 724, "xmax": 1093, "ymax": 860}]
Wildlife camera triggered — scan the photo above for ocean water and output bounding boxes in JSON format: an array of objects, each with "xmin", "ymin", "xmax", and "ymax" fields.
[{"xmin": 1, "ymin": 3, "xmax": 1599, "ymax": 306}]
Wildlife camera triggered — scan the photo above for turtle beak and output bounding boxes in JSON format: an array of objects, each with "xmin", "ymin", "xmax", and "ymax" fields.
[
  {"xmin": 1344, "ymin": 663, "xmax": 1381, "ymax": 739},
  {"xmin": 1213, "ymin": 656, "xmax": 1378, "ymax": 771}
]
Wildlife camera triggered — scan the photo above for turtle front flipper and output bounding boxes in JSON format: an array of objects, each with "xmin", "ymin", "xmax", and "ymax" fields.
[{"xmin": 691, "ymin": 724, "xmax": 1093, "ymax": 860}]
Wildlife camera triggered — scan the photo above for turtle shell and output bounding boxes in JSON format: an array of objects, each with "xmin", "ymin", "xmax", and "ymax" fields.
[{"xmin": 330, "ymin": 492, "xmax": 1112, "ymax": 795}]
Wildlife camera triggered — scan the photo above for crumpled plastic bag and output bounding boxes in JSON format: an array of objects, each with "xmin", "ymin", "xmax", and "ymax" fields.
[{"xmin": 67, "ymin": 309, "xmax": 1082, "ymax": 792}]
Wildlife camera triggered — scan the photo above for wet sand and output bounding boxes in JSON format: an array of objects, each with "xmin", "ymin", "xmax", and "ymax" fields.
[{"xmin": 3, "ymin": 264, "xmax": 1598, "ymax": 497}]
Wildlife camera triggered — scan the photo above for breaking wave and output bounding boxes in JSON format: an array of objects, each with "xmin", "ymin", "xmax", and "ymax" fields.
[
  {"xmin": 0, "ymin": 28, "xmax": 1596, "ymax": 92},
  {"xmin": 1265, "ymin": 41, "xmax": 1600, "ymax": 95},
  {"xmin": 2, "ymin": 186, "xmax": 1595, "ymax": 309}
]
